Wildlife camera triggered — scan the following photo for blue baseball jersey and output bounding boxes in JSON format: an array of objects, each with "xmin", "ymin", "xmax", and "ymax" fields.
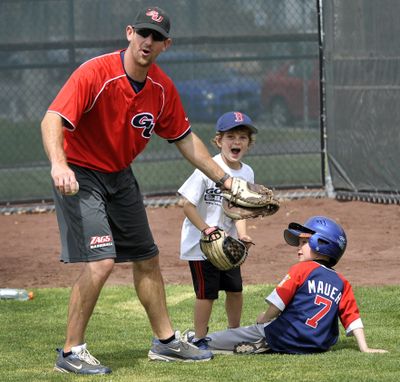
[{"xmin": 264, "ymin": 261, "xmax": 363, "ymax": 354}]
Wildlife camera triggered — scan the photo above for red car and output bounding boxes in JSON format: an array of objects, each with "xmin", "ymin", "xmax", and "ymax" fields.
[{"xmin": 261, "ymin": 61, "xmax": 320, "ymax": 127}]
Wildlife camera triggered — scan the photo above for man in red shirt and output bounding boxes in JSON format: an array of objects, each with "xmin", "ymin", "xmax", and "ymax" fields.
[{"xmin": 41, "ymin": 6, "xmax": 232, "ymax": 374}]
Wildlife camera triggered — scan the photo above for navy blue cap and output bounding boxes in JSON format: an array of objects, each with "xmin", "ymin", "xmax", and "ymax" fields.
[{"xmin": 216, "ymin": 111, "xmax": 258, "ymax": 134}]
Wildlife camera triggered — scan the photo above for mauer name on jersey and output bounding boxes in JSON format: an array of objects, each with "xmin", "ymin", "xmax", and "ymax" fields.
[{"xmin": 307, "ymin": 279, "xmax": 342, "ymax": 304}]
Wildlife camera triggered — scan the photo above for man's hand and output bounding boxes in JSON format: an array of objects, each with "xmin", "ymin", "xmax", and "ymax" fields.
[{"xmin": 51, "ymin": 163, "xmax": 79, "ymax": 196}]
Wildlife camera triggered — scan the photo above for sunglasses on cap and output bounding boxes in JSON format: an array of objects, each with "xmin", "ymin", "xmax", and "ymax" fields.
[{"xmin": 135, "ymin": 28, "xmax": 167, "ymax": 42}]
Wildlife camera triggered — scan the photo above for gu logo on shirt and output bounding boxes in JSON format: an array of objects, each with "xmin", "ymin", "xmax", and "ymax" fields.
[
  {"xmin": 90, "ymin": 235, "xmax": 113, "ymax": 249},
  {"xmin": 146, "ymin": 9, "xmax": 163, "ymax": 22},
  {"xmin": 131, "ymin": 113, "xmax": 155, "ymax": 138},
  {"xmin": 204, "ymin": 187, "xmax": 222, "ymax": 205}
]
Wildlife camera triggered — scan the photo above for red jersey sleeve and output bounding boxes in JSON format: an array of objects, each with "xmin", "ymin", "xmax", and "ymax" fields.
[
  {"xmin": 267, "ymin": 262, "xmax": 319, "ymax": 310},
  {"xmin": 337, "ymin": 274, "xmax": 362, "ymax": 333},
  {"xmin": 47, "ymin": 61, "xmax": 98, "ymax": 129}
]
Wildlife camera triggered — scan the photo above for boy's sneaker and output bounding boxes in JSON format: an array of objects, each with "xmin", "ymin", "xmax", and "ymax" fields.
[
  {"xmin": 183, "ymin": 330, "xmax": 210, "ymax": 350},
  {"xmin": 193, "ymin": 337, "xmax": 210, "ymax": 350},
  {"xmin": 185, "ymin": 329, "xmax": 233, "ymax": 354},
  {"xmin": 148, "ymin": 331, "xmax": 213, "ymax": 362},
  {"xmin": 234, "ymin": 338, "xmax": 270, "ymax": 355},
  {"xmin": 54, "ymin": 344, "xmax": 111, "ymax": 374}
]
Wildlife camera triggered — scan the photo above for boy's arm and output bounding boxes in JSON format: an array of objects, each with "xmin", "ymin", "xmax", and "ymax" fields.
[
  {"xmin": 256, "ymin": 302, "xmax": 281, "ymax": 324},
  {"xmin": 351, "ymin": 328, "xmax": 388, "ymax": 353},
  {"xmin": 339, "ymin": 278, "xmax": 387, "ymax": 353},
  {"xmin": 235, "ymin": 219, "xmax": 253, "ymax": 248},
  {"xmin": 182, "ymin": 198, "xmax": 208, "ymax": 232}
]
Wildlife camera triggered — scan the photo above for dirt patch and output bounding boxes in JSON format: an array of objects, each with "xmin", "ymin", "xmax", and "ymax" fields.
[{"xmin": 1, "ymin": 198, "xmax": 399, "ymax": 288}]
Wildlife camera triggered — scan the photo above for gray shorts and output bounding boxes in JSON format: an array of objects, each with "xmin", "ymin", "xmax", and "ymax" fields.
[{"xmin": 53, "ymin": 164, "xmax": 159, "ymax": 263}]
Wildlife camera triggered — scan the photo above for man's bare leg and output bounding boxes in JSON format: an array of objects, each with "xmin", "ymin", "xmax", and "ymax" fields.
[
  {"xmin": 63, "ymin": 259, "xmax": 115, "ymax": 351},
  {"xmin": 132, "ymin": 255, "xmax": 174, "ymax": 339}
]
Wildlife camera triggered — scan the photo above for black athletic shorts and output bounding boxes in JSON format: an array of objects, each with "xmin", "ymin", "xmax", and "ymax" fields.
[
  {"xmin": 53, "ymin": 164, "xmax": 159, "ymax": 263},
  {"xmin": 189, "ymin": 260, "xmax": 243, "ymax": 300}
]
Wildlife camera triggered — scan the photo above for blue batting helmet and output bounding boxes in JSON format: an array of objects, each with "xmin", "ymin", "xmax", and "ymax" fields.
[{"xmin": 284, "ymin": 216, "xmax": 347, "ymax": 265}]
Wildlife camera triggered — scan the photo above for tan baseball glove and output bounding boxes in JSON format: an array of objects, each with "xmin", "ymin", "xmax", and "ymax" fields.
[
  {"xmin": 199, "ymin": 227, "xmax": 249, "ymax": 270},
  {"xmin": 222, "ymin": 198, "xmax": 280, "ymax": 220},
  {"xmin": 221, "ymin": 177, "xmax": 280, "ymax": 219}
]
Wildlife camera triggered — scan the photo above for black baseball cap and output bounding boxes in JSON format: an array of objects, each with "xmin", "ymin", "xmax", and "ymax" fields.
[
  {"xmin": 133, "ymin": 6, "xmax": 170, "ymax": 38},
  {"xmin": 216, "ymin": 111, "xmax": 258, "ymax": 133}
]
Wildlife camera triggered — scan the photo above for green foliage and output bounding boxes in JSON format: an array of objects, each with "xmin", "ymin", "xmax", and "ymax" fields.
[
  {"xmin": 0, "ymin": 285, "xmax": 397, "ymax": 382},
  {"xmin": 0, "ymin": 120, "xmax": 46, "ymax": 165},
  {"xmin": 0, "ymin": 121, "xmax": 321, "ymax": 202}
]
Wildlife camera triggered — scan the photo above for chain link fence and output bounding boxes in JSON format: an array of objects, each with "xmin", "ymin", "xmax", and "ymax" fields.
[
  {"xmin": 0, "ymin": 0, "xmax": 322, "ymax": 205},
  {"xmin": 321, "ymin": 0, "xmax": 400, "ymax": 204}
]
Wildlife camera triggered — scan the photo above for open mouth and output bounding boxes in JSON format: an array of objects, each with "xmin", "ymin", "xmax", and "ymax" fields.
[{"xmin": 231, "ymin": 148, "xmax": 241, "ymax": 155}]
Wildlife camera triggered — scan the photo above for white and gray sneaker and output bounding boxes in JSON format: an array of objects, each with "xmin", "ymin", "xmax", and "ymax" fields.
[
  {"xmin": 234, "ymin": 338, "xmax": 270, "ymax": 355},
  {"xmin": 148, "ymin": 331, "xmax": 213, "ymax": 362},
  {"xmin": 54, "ymin": 343, "xmax": 111, "ymax": 374}
]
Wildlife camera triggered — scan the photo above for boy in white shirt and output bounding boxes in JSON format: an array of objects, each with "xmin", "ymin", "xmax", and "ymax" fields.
[{"xmin": 178, "ymin": 111, "xmax": 257, "ymax": 349}]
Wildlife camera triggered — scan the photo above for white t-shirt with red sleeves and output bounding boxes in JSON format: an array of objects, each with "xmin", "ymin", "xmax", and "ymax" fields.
[
  {"xmin": 48, "ymin": 50, "xmax": 190, "ymax": 173},
  {"xmin": 178, "ymin": 154, "xmax": 255, "ymax": 261}
]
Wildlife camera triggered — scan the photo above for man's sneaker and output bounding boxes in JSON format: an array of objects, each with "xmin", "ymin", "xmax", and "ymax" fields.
[
  {"xmin": 148, "ymin": 331, "xmax": 213, "ymax": 362},
  {"xmin": 54, "ymin": 343, "xmax": 112, "ymax": 374},
  {"xmin": 234, "ymin": 338, "xmax": 270, "ymax": 355}
]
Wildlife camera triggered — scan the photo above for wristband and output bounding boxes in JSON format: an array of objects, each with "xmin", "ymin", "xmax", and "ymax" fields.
[{"xmin": 215, "ymin": 173, "xmax": 230, "ymax": 188}]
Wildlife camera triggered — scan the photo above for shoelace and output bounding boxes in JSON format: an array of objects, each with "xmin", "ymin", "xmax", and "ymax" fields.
[
  {"xmin": 76, "ymin": 348, "xmax": 101, "ymax": 365},
  {"xmin": 174, "ymin": 330, "xmax": 202, "ymax": 350},
  {"xmin": 181, "ymin": 329, "xmax": 210, "ymax": 349},
  {"xmin": 180, "ymin": 329, "xmax": 193, "ymax": 343}
]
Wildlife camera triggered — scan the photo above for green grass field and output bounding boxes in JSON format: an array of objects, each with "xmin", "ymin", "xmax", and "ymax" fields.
[{"xmin": 0, "ymin": 285, "xmax": 398, "ymax": 382}]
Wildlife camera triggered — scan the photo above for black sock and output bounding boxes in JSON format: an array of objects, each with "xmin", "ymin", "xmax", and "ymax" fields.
[
  {"xmin": 159, "ymin": 334, "xmax": 176, "ymax": 344},
  {"xmin": 63, "ymin": 351, "xmax": 73, "ymax": 357}
]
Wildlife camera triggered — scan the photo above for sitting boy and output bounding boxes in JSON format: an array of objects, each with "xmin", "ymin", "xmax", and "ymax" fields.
[{"xmin": 206, "ymin": 216, "xmax": 388, "ymax": 355}]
